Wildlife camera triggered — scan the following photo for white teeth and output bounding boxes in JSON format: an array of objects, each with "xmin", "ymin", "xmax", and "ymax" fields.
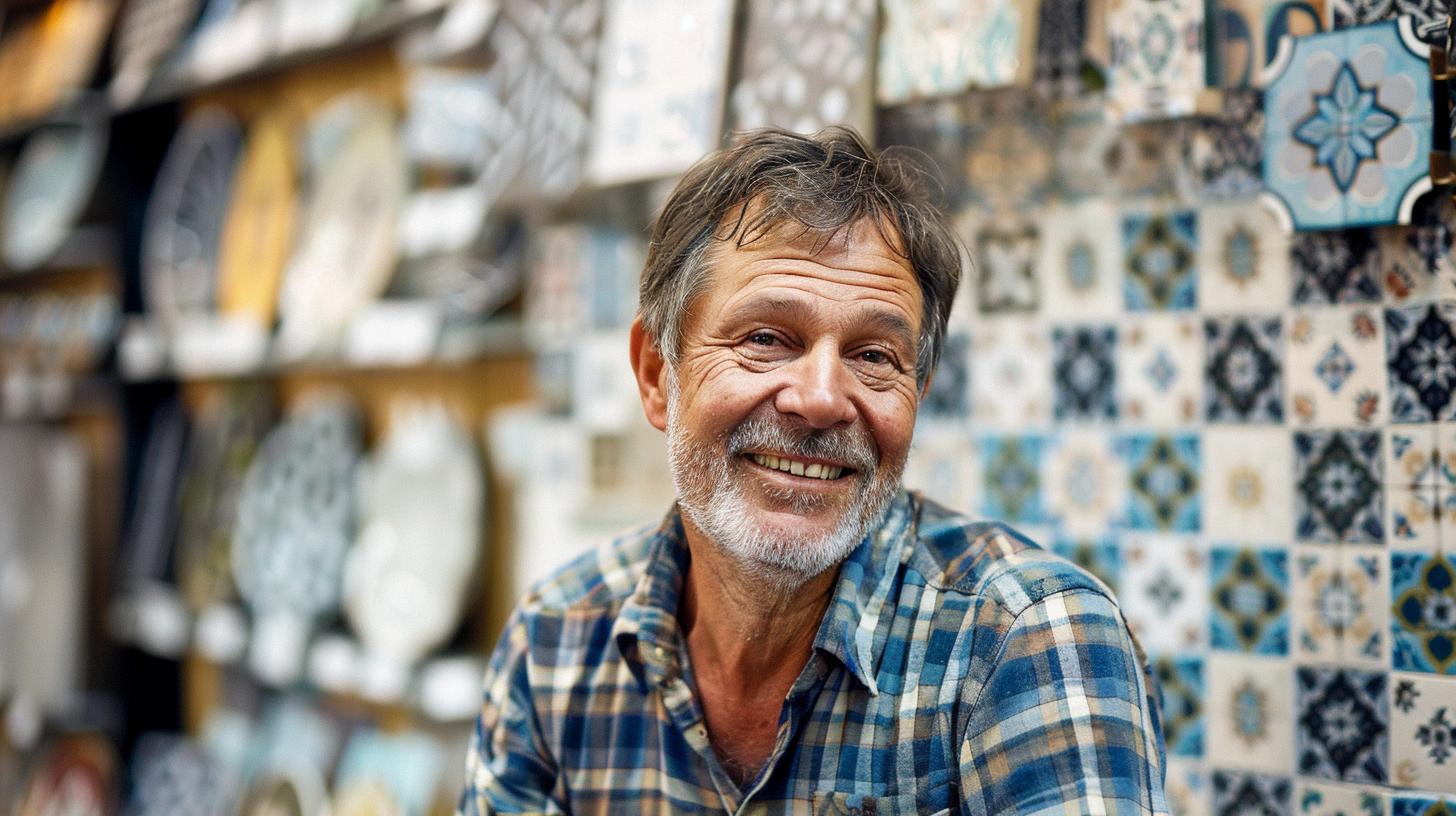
[
  {"xmin": 749, "ymin": 454, "xmax": 845, "ymax": 480},
  {"xmin": 805, "ymin": 463, "xmax": 822, "ymax": 478},
  {"xmin": 790, "ymin": 461, "xmax": 805, "ymax": 476}
]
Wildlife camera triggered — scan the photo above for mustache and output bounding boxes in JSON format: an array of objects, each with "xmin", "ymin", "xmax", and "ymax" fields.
[{"xmin": 725, "ymin": 410, "xmax": 877, "ymax": 474}]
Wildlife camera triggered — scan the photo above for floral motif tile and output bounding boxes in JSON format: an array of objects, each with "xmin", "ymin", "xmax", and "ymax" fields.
[
  {"xmin": 904, "ymin": 421, "xmax": 977, "ymax": 514},
  {"xmin": 967, "ymin": 211, "xmax": 1041, "ymax": 314},
  {"xmin": 1111, "ymin": 120, "xmax": 1198, "ymax": 199},
  {"xmin": 1295, "ymin": 430, "xmax": 1385, "ymax": 543},
  {"xmin": 1294, "ymin": 780, "xmax": 1389, "ymax": 815},
  {"xmin": 1212, "ymin": 770, "xmax": 1293, "ymax": 815},
  {"xmin": 1123, "ymin": 209, "xmax": 1199, "ymax": 311},
  {"xmin": 1053, "ymin": 325, "xmax": 1118, "ymax": 422},
  {"xmin": 1291, "ymin": 545, "xmax": 1389, "ymax": 667},
  {"xmin": 1038, "ymin": 200, "xmax": 1123, "ymax": 320},
  {"xmin": 976, "ymin": 434, "xmax": 1047, "ymax": 525},
  {"xmin": 1344, "ymin": 546, "xmax": 1393, "ymax": 668},
  {"xmin": 1331, "ymin": 0, "xmax": 1452, "ymax": 45},
  {"xmin": 1121, "ymin": 433, "xmax": 1201, "ymax": 532},
  {"xmin": 1262, "ymin": 20, "xmax": 1434, "ymax": 230},
  {"xmin": 1287, "ymin": 306, "xmax": 1387, "ymax": 427},
  {"xmin": 1166, "ymin": 758, "xmax": 1212, "ymax": 816},
  {"xmin": 1387, "ymin": 304, "xmax": 1456, "ymax": 423},
  {"xmin": 1185, "ymin": 90, "xmax": 1265, "ymax": 201},
  {"xmin": 962, "ymin": 90, "xmax": 1056, "ymax": 215},
  {"xmin": 1388, "ymin": 487, "xmax": 1442, "ymax": 554},
  {"xmin": 1390, "ymin": 673, "xmax": 1456, "ymax": 793},
  {"xmin": 1391, "ymin": 552, "xmax": 1456, "ymax": 675},
  {"xmin": 1197, "ymin": 201, "xmax": 1292, "ymax": 314},
  {"xmin": 1154, "ymin": 653, "xmax": 1207, "ymax": 757},
  {"xmin": 1210, "ymin": 546, "xmax": 1291, "ymax": 655},
  {"xmin": 1391, "ymin": 795, "xmax": 1456, "ymax": 816},
  {"xmin": 1117, "ymin": 314, "xmax": 1204, "ymax": 427},
  {"xmin": 1387, "ymin": 425, "xmax": 1442, "ymax": 490},
  {"xmin": 1121, "ymin": 534, "xmax": 1209, "ymax": 651},
  {"xmin": 1381, "ymin": 195, "xmax": 1456, "ymax": 308},
  {"xmin": 1050, "ymin": 98, "xmax": 1121, "ymax": 201},
  {"xmin": 1050, "ymin": 536, "xmax": 1121, "ymax": 593},
  {"xmin": 969, "ymin": 316, "xmax": 1052, "ymax": 429},
  {"xmin": 1205, "ymin": 654, "xmax": 1295, "ymax": 773},
  {"xmin": 1205, "ymin": 315, "xmax": 1285, "ymax": 423},
  {"xmin": 876, "ymin": 0, "xmax": 1036, "ymax": 103},
  {"xmin": 1293, "ymin": 229, "xmax": 1385, "ymax": 305},
  {"xmin": 1107, "ymin": 0, "xmax": 1209, "ymax": 121},
  {"xmin": 923, "ymin": 331, "xmax": 970, "ymax": 419},
  {"xmin": 1296, "ymin": 667, "xmax": 1389, "ymax": 783},
  {"xmin": 1044, "ymin": 430, "xmax": 1127, "ymax": 538},
  {"xmin": 1203, "ymin": 427, "xmax": 1294, "ymax": 542}
]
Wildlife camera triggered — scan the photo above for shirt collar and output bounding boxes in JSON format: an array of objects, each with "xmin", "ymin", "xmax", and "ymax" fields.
[{"xmin": 612, "ymin": 492, "xmax": 919, "ymax": 697}]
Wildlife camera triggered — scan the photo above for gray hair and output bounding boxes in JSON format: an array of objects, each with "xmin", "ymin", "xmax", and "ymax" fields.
[{"xmin": 638, "ymin": 126, "xmax": 962, "ymax": 387}]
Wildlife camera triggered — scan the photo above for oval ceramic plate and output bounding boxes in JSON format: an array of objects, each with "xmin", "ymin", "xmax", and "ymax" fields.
[
  {"xmin": 110, "ymin": 0, "xmax": 203, "ymax": 102},
  {"xmin": 215, "ymin": 110, "xmax": 297, "ymax": 326},
  {"xmin": 1, "ymin": 114, "xmax": 107, "ymax": 272}
]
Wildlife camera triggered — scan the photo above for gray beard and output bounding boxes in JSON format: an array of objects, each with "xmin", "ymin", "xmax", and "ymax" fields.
[{"xmin": 664, "ymin": 378, "xmax": 904, "ymax": 594}]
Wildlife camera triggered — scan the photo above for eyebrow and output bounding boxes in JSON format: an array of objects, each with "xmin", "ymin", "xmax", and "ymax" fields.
[{"xmin": 724, "ymin": 295, "xmax": 917, "ymax": 352}]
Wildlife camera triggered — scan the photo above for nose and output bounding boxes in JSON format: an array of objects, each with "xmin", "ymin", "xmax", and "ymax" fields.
[{"xmin": 773, "ymin": 341, "xmax": 857, "ymax": 429}]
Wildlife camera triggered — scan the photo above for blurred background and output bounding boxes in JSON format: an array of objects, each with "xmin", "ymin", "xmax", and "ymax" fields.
[{"xmin": 0, "ymin": 0, "xmax": 1453, "ymax": 813}]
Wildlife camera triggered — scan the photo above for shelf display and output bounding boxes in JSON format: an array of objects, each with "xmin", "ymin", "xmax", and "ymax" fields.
[
  {"xmin": 110, "ymin": 0, "xmax": 204, "ymax": 104},
  {"xmin": 1, "ymin": 113, "xmax": 107, "ymax": 273},
  {"xmin": 215, "ymin": 109, "xmax": 297, "ymax": 328},
  {"xmin": 876, "ymin": 0, "xmax": 1038, "ymax": 104}
]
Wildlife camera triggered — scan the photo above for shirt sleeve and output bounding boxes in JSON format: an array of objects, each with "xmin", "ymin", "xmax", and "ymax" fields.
[
  {"xmin": 957, "ymin": 588, "xmax": 1170, "ymax": 816},
  {"xmin": 457, "ymin": 609, "xmax": 565, "ymax": 815}
]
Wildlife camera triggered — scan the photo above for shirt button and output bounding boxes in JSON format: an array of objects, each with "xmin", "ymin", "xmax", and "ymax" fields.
[{"xmin": 653, "ymin": 646, "xmax": 665, "ymax": 658}]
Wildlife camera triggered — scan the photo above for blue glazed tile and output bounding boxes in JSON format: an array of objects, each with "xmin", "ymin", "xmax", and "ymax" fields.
[
  {"xmin": 1052, "ymin": 325, "xmax": 1118, "ymax": 421},
  {"xmin": 923, "ymin": 331, "xmax": 970, "ymax": 418},
  {"xmin": 1205, "ymin": 315, "xmax": 1285, "ymax": 422},
  {"xmin": 1391, "ymin": 551, "xmax": 1456, "ymax": 675},
  {"xmin": 1155, "ymin": 654, "xmax": 1205, "ymax": 757},
  {"xmin": 977, "ymin": 434, "xmax": 1047, "ymax": 524},
  {"xmin": 1123, "ymin": 210, "xmax": 1198, "ymax": 311},
  {"xmin": 1386, "ymin": 304, "xmax": 1456, "ymax": 423},
  {"xmin": 1050, "ymin": 536, "xmax": 1120, "ymax": 593},
  {"xmin": 1212, "ymin": 769, "xmax": 1291, "ymax": 814},
  {"xmin": 1296, "ymin": 667, "xmax": 1389, "ymax": 783},
  {"xmin": 1294, "ymin": 430, "xmax": 1384, "ymax": 543},
  {"xmin": 1122, "ymin": 433, "xmax": 1201, "ymax": 532},
  {"xmin": 1392, "ymin": 796, "xmax": 1456, "ymax": 816},
  {"xmin": 1292, "ymin": 229, "xmax": 1383, "ymax": 304},
  {"xmin": 1210, "ymin": 546, "xmax": 1291, "ymax": 655}
]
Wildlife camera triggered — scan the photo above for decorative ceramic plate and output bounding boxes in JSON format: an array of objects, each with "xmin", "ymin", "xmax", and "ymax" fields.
[
  {"xmin": 110, "ymin": 0, "xmax": 203, "ymax": 103},
  {"xmin": 1, "ymin": 114, "xmax": 107, "ymax": 272},
  {"xmin": 1106, "ymin": 0, "xmax": 1209, "ymax": 121},
  {"xmin": 215, "ymin": 109, "xmax": 297, "ymax": 326}
]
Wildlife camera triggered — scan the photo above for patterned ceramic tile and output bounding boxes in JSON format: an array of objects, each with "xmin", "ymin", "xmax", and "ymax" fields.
[
  {"xmin": 1387, "ymin": 304, "xmax": 1456, "ymax": 423},
  {"xmin": 1391, "ymin": 552, "xmax": 1456, "ymax": 675},
  {"xmin": 875, "ymin": 99, "xmax": 971, "ymax": 208},
  {"xmin": 1205, "ymin": 654, "xmax": 1295, "ymax": 772},
  {"xmin": 1121, "ymin": 534, "xmax": 1209, "ymax": 651},
  {"xmin": 1038, "ymin": 200, "xmax": 1123, "ymax": 320},
  {"xmin": 1117, "ymin": 313, "xmax": 1205, "ymax": 427},
  {"xmin": 1205, "ymin": 315, "xmax": 1285, "ymax": 423},
  {"xmin": 1107, "ymin": 0, "xmax": 1210, "ymax": 121},
  {"xmin": 1293, "ymin": 545, "xmax": 1347, "ymax": 662},
  {"xmin": 876, "ymin": 0, "xmax": 1036, "ymax": 103},
  {"xmin": 1294, "ymin": 780, "xmax": 1389, "ymax": 815},
  {"xmin": 1331, "ymin": 0, "xmax": 1452, "ymax": 45},
  {"xmin": 1381, "ymin": 196, "xmax": 1456, "ymax": 308},
  {"xmin": 904, "ymin": 421, "xmax": 977, "ymax": 513},
  {"xmin": 1032, "ymin": 0, "xmax": 1092, "ymax": 99},
  {"xmin": 976, "ymin": 433, "xmax": 1047, "ymax": 524},
  {"xmin": 1262, "ymin": 20, "xmax": 1434, "ymax": 230},
  {"xmin": 1345, "ymin": 545, "xmax": 1393, "ymax": 668},
  {"xmin": 1121, "ymin": 433, "xmax": 1202, "ymax": 532},
  {"xmin": 1154, "ymin": 653, "xmax": 1207, "ymax": 757},
  {"xmin": 922, "ymin": 331, "xmax": 970, "ymax": 419},
  {"xmin": 1389, "ymin": 673, "xmax": 1456, "ymax": 793},
  {"xmin": 1052, "ymin": 325, "xmax": 1118, "ymax": 422},
  {"xmin": 1050, "ymin": 98, "xmax": 1120, "ymax": 201},
  {"xmin": 1388, "ymin": 487, "xmax": 1442, "ymax": 553},
  {"xmin": 1387, "ymin": 425, "xmax": 1442, "ymax": 490},
  {"xmin": 1167, "ymin": 757, "xmax": 1212, "ymax": 816},
  {"xmin": 1123, "ymin": 209, "xmax": 1199, "ymax": 311},
  {"xmin": 1287, "ymin": 306, "xmax": 1387, "ymax": 427},
  {"xmin": 1185, "ymin": 90, "xmax": 1266, "ymax": 201},
  {"xmin": 1296, "ymin": 667, "xmax": 1390, "ymax": 783},
  {"xmin": 962, "ymin": 90, "xmax": 1056, "ymax": 215},
  {"xmin": 1263, "ymin": 0, "xmax": 1328, "ymax": 73},
  {"xmin": 1212, "ymin": 769, "xmax": 1293, "ymax": 815},
  {"xmin": 1295, "ymin": 429, "xmax": 1385, "ymax": 543},
  {"xmin": 1206, "ymin": 0, "xmax": 1265, "ymax": 90},
  {"xmin": 1044, "ymin": 430, "xmax": 1128, "ymax": 538},
  {"xmin": 1293, "ymin": 229, "xmax": 1385, "ymax": 305},
  {"xmin": 969, "ymin": 316, "xmax": 1052, "ymax": 429},
  {"xmin": 966, "ymin": 211, "xmax": 1041, "ymax": 314},
  {"xmin": 1210, "ymin": 546, "xmax": 1292, "ymax": 655},
  {"xmin": 1050, "ymin": 536, "xmax": 1121, "ymax": 593},
  {"xmin": 1197, "ymin": 200, "xmax": 1292, "ymax": 314},
  {"xmin": 1203, "ymin": 426, "xmax": 1294, "ymax": 542},
  {"xmin": 1391, "ymin": 795, "xmax": 1456, "ymax": 816}
]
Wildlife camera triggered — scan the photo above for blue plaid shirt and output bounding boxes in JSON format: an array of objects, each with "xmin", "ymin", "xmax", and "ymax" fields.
[{"xmin": 458, "ymin": 491, "xmax": 1169, "ymax": 814}]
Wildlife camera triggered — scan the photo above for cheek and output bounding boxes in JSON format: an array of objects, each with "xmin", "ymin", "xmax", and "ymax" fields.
[{"xmin": 862, "ymin": 391, "xmax": 919, "ymax": 462}]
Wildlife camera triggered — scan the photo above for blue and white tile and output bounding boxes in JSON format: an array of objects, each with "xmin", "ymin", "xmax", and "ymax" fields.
[
  {"xmin": 1166, "ymin": 757, "xmax": 1211, "ymax": 816},
  {"xmin": 1106, "ymin": 0, "xmax": 1208, "ymax": 121},
  {"xmin": 1294, "ymin": 429, "xmax": 1384, "ymax": 544},
  {"xmin": 1197, "ymin": 201, "xmax": 1292, "ymax": 315},
  {"xmin": 1386, "ymin": 303, "xmax": 1456, "ymax": 424},
  {"xmin": 1391, "ymin": 551, "xmax": 1456, "ymax": 676},
  {"xmin": 1387, "ymin": 486, "xmax": 1442, "ymax": 554},
  {"xmin": 1121, "ymin": 534, "xmax": 1209, "ymax": 652},
  {"xmin": 1043, "ymin": 430, "xmax": 1127, "ymax": 538},
  {"xmin": 1205, "ymin": 654, "xmax": 1295, "ymax": 773},
  {"xmin": 1052, "ymin": 324, "xmax": 1118, "ymax": 422},
  {"xmin": 1343, "ymin": 545, "xmax": 1392, "ymax": 669},
  {"xmin": 966, "ymin": 211, "xmax": 1042, "ymax": 314},
  {"xmin": 969, "ymin": 316, "xmax": 1052, "ymax": 429},
  {"xmin": 1392, "ymin": 794, "xmax": 1456, "ymax": 816},
  {"xmin": 1154, "ymin": 652, "xmax": 1207, "ymax": 757},
  {"xmin": 1296, "ymin": 667, "xmax": 1390, "ymax": 784},
  {"xmin": 1203, "ymin": 426, "xmax": 1294, "ymax": 542},
  {"xmin": 1293, "ymin": 781, "xmax": 1389, "ymax": 815},
  {"xmin": 1381, "ymin": 195, "xmax": 1456, "ymax": 308},
  {"xmin": 1389, "ymin": 673, "xmax": 1456, "ymax": 793},
  {"xmin": 922, "ymin": 330, "xmax": 971, "ymax": 420},
  {"xmin": 1038, "ymin": 200, "xmax": 1123, "ymax": 320},
  {"xmin": 1123, "ymin": 208, "xmax": 1199, "ymax": 311},
  {"xmin": 962, "ymin": 90, "xmax": 1056, "ymax": 214},
  {"xmin": 976, "ymin": 433, "xmax": 1048, "ymax": 525},
  {"xmin": 904, "ymin": 421, "xmax": 977, "ymax": 514},
  {"xmin": 1117, "ymin": 313, "xmax": 1205, "ymax": 427},
  {"xmin": 1286, "ymin": 306, "xmax": 1387, "ymax": 427},
  {"xmin": 876, "ymin": 0, "xmax": 1036, "ymax": 103},
  {"xmin": 1292, "ymin": 545, "xmax": 1348, "ymax": 664},
  {"xmin": 1121, "ymin": 432, "xmax": 1201, "ymax": 532},
  {"xmin": 1386, "ymin": 425, "xmax": 1442, "ymax": 490},
  {"xmin": 1292, "ymin": 229, "xmax": 1385, "ymax": 305},
  {"xmin": 1212, "ymin": 769, "xmax": 1294, "ymax": 815},
  {"xmin": 1049, "ymin": 536, "xmax": 1121, "ymax": 594},
  {"xmin": 1205, "ymin": 314, "xmax": 1285, "ymax": 423},
  {"xmin": 1210, "ymin": 546, "xmax": 1291, "ymax": 655}
]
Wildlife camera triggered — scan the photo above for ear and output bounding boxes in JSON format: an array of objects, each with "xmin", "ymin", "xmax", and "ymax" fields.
[
  {"xmin": 630, "ymin": 316, "xmax": 670, "ymax": 432},
  {"xmin": 917, "ymin": 369, "xmax": 935, "ymax": 402}
]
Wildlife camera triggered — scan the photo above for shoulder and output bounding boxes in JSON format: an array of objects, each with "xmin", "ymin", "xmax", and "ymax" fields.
[{"xmin": 513, "ymin": 519, "xmax": 660, "ymax": 619}]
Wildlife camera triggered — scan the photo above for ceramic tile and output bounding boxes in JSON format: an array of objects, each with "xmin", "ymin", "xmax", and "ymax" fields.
[
  {"xmin": 1262, "ymin": 21, "xmax": 1433, "ymax": 230},
  {"xmin": 875, "ymin": 99, "xmax": 971, "ymax": 208},
  {"xmin": 1331, "ymin": 0, "xmax": 1451, "ymax": 45},
  {"xmin": 1121, "ymin": 433, "xmax": 1202, "ymax": 532},
  {"xmin": 1154, "ymin": 653, "xmax": 1207, "ymax": 757},
  {"xmin": 1197, "ymin": 200, "xmax": 1292, "ymax": 314},
  {"xmin": 1388, "ymin": 425, "xmax": 1443, "ymax": 490},
  {"xmin": 1391, "ymin": 552, "xmax": 1456, "ymax": 675},
  {"xmin": 1032, "ymin": 0, "xmax": 1091, "ymax": 99},
  {"xmin": 1287, "ymin": 306, "xmax": 1388, "ymax": 427},
  {"xmin": 1167, "ymin": 757, "xmax": 1212, "ymax": 816},
  {"xmin": 1293, "ymin": 545, "xmax": 1348, "ymax": 662},
  {"xmin": 1210, "ymin": 546, "xmax": 1292, "ymax": 655},
  {"xmin": 1121, "ymin": 534, "xmax": 1209, "ymax": 651},
  {"xmin": 1293, "ymin": 781, "xmax": 1389, "ymax": 815},
  {"xmin": 1044, "ymin": 430, "xmax": 1127, "ymax": 538},
  {"xmin": 1262, "ymin": 0, "xmax": 1327, "ymax": 73},
  {"xmin": 1050, "ymin": 98, "xmax": 1120, "ymax": 201},
  {"xmin": 969, "ymin": 316, "xmax": 1052, "ymax": 429},
  {"xmin": 1205, "ymin": 654, "xmax": 1295, "ymax": 772},
  {"xmin": 1388, "ymin": 487, "xmax": 1442, "ymax": 553},
  {"xmin": 962, "ymin": 90, "xmax": 1056, "ymax": 215},
  {"xmin": 1185, "ymin": 90, "xmax": 1265, "ymax": 201},
  {"xmin": 1292, "ymin": 229, "xmax": 1385, "ymax": 305},
  {"xmin": 1110, "ymin": 119, "xmax": 1198, "ymax": 199},
  {"xmin": 1344, "ymin": 545, "xmax": 1392, "ymax": 668},
  {"xmin": 1203, "ymin": 426, "xmax": 1294, "ymax": 542},
  {"xmin": 1050, "ymin": 536, "xmax": 1121, "ymax": 593},
  {"xmin": 1391, "ymin": 795, "xmax": 1456, "ymax": 816},
  {"xmin": 1207, "ymin": 2, "xmax": 1265, "ymax": 90},
  {"xmin": 1212, "ymin": 769, "xmax": 1293, "ymax": 815},
  {"xmin": 903, "ymin": 421, "xmax": 977, "ymax": 514},
  {"xmin": 1123, "ymin": 209, "xmax": 1199, "ymax": 311},
  {"xmin": 876, "ymin": 0, "xmax": 1036, "ymax": 103},
  {"xmin": 1295, "ymin": 429, "xmax": 1385, "ymax": 543},
  {"xmin": 1052, "ymin": 324, "xmax": 1118, "ymax": 422},
  {"xmin": 1107, "ymin": 0, "xmax": 1209, "ymax": 121},
  {"xmin": 1387, "ymin": 304, "xmax": 1456, "ymax": 423},
  {"xmin": 1205, "ymin": 315, "xmax": 1286, "ymax": 423},
  {"xmin": 1381, "ymin": 196, "xmax": 1456, "ymax": 308},
  {"xmin": 976, "ymin": 433, "xmax": 1048, "ymax": 524},
  {"xmin": 1296, "ymin": 667, "xmax": 1389, "ymax": 783},
  {"xmin": 922, "ymin": 331, "xmax": 970, "ymax": 419},
  {"xmin": 1038, "ymin": 200, "xmax": 1123, "ymax": 320},
  {"xmin": 1389, "ymin": 673, "xmax": 1456, "ymax": 793},
  {"xmin": 1117, "ymin": 313, "xmax": 1205, "ymax": 427},
  {"xmin": 966, "ymin": 211, "xmax": 1041, "ymax": 314}
]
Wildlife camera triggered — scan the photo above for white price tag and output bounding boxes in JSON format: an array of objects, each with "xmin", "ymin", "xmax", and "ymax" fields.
[
  {"xmin": 343, "ymin": 301, "xmax": 442, "ymax": 366},
  {"xmin": 172, "ymin": 315, "xmax": 269, "ymax": 377}
]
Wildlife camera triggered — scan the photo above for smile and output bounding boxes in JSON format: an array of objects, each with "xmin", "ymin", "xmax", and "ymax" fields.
[{"xmin": 745, "ymin": 452, "xmax": 850, "ymax": 481}]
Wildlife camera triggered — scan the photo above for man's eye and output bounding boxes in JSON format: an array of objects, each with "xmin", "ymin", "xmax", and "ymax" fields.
[
  {"xmin": 859, "ymin": 349, "xmax": 889, "ymax": 365},
  {"xmin": 748, "ymin": 332, "xmax": 778, "ymax": 346}
]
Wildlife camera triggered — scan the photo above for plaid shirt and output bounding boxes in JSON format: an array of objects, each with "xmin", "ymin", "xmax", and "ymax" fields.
[{"xmin": 458, "ymin": 491, "xmax": 1169, "ymax": 815}]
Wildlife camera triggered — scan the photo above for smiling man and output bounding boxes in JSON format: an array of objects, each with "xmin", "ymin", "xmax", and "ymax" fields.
[{"xmin": 459, "ymin": 128, "xmax": 1169, "ymax": 815}]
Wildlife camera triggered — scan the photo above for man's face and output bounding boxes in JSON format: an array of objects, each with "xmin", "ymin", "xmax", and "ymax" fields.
[{"xmin": 662, "ymin": 217, "xmax": 924, "ymax": 587}]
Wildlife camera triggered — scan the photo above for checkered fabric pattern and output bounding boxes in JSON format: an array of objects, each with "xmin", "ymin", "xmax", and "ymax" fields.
[{"xmin": 457, "ymin": 491, "xmax": 1169, "ymax": 814}]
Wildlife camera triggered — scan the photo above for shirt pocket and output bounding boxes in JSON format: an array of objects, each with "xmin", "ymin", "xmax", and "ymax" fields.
[{"xmin": 811, "ymin": 791, "xmax": 949, "ymax": 816}]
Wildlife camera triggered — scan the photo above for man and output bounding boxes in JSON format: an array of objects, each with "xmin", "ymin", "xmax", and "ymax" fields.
[{"xmin": 460, "ymin": 128, "xmax": 1169, "ymax": 814}]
